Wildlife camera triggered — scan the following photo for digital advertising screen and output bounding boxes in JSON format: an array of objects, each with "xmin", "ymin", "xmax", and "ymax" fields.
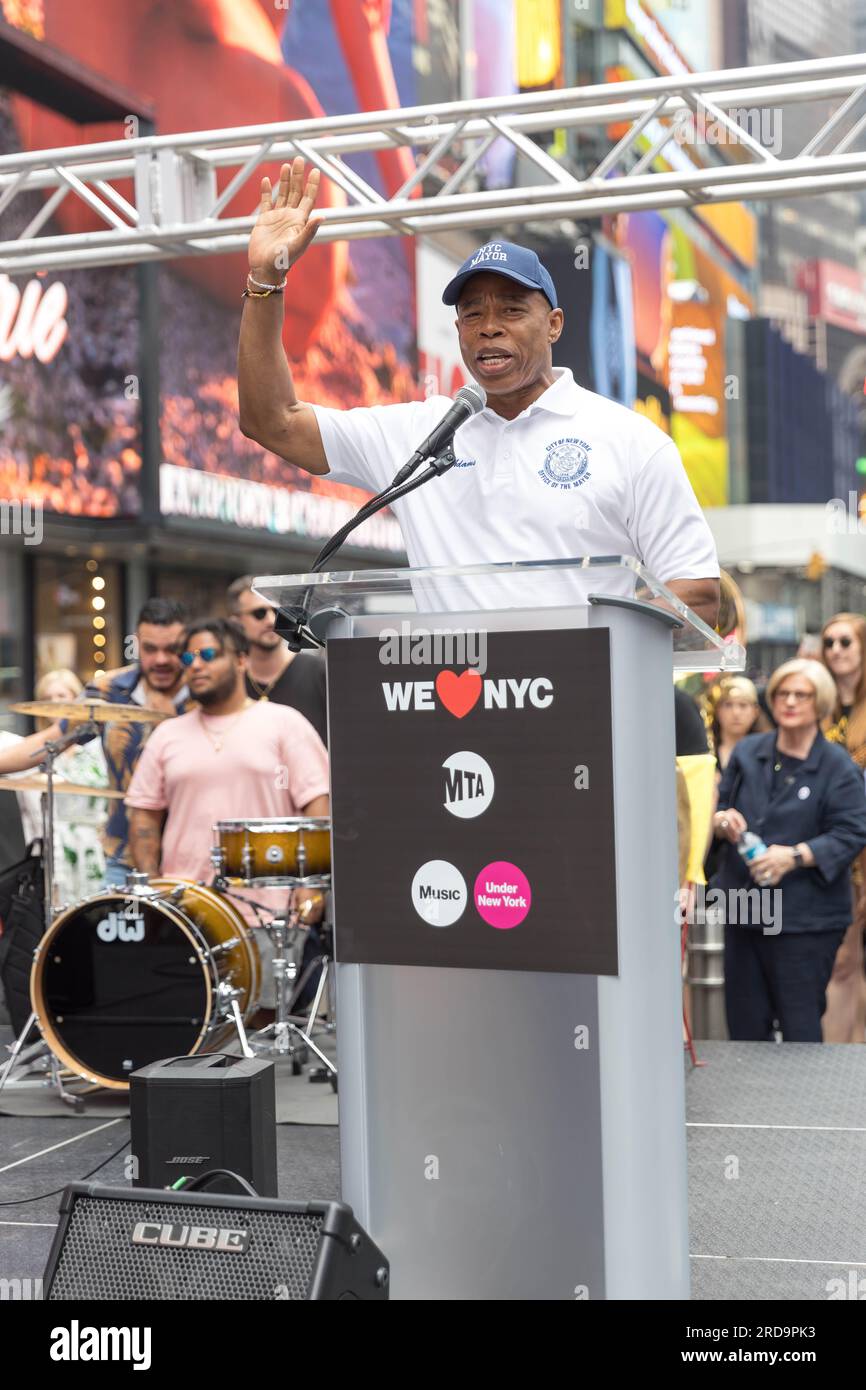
[
  {"xmin": 0, "ymin": 73, "xmax": 142, "ymax": 519},
  {"xmin": 1, "ymin": 0, "xmax": 430, "ymax": 549}
]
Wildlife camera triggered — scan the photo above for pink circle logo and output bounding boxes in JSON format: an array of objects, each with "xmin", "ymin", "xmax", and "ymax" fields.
[{"xmin": 474, "ymin": 861, "xmax": 531, "ymax": 930}]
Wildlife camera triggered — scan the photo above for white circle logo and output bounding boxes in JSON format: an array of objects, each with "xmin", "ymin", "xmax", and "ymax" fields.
[
  {"xmin": 411, "ymin": 860, "xmax": 467, "ymax": 927},
  {"xmin": 798, "ymin": 786, "xmax": 811, "ymax": 800},
  {"xmin": 443, "ymin": 751, "xmax": 495, "ymax": 819}
]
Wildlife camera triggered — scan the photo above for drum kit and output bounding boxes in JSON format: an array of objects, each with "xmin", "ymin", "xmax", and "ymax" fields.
[{"xmin": 0, "ymin": 699, "xmax": 336, "ymax": 1108}]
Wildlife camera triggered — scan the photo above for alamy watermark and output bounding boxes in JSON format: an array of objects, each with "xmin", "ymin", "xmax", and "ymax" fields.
[
  {"xmin": 672, "ymin": 107, "xmax": 782, "ymax": 157},
  {"xmin": 50, "ymin": 1322, "xmax": 151, "ymax": 1370},
  {"xmin": 0, "ymin": 1276, "xmax": 42, "ymax": 1300},
  {"xmin": 379, "ymin": 622, "xmax": 487, "ymax": 674},
  {"xmin": 826, "ymin": 492, "xmax": 866, "ymax": 534},
  {"xmin": 827, "ymin": 1270, "xmax": 866, "ymax": 1299},
  {"xmin": 0, "ymin": 500, "xmax": 42, "ymax": 545},
  {"xmin": 678, "ymin": 883, "xmax": 782, "ymax": 936}
]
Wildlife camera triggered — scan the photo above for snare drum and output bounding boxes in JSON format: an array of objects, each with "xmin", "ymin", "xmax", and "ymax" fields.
[
  {"xmin": 31, "ymin": 879, "xmax": 261, "ymax": 1090},
  {"xmin": 213, "ymin": 818, "xmax": 331, "ymax": 886}
]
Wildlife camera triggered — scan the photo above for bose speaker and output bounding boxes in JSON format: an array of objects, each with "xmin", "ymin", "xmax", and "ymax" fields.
[
  {"xmin": 43, "ymin": 1184, "xmax": 389, "ymax": 1300},
  {"xmin": 129, "ymin": 1054, "xmax": 277, "ymax": 1197}
]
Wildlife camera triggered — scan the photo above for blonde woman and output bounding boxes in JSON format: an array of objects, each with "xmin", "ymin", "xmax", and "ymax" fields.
[
  {"xmin": 33, "ymin": 670, "xmax": 109, "ymax": 905},
  {"xmin": 703, "ymin": 677, "xmax": 767, "ymax": 884},
  {"xmin": 711, "ymin": 659, "xmax": 866, "ymax": 1041},
  {"xmin": 708, "ymin": 676, "xmax": 769, "ymax": 772}
]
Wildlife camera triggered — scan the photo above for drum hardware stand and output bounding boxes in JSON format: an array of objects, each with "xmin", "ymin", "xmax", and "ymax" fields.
[
  {"xmin": 213, "ymin": 977, "xmax": 255, "ymax": 1060},
  {"xmin": 290, "ymin": 953, "xmax": 337, "ymax": 1088},
  {"xmin": 125, "ymin": 870, "xmax": 184, "ymax": 905},
  {"xmin": 38, "ymin": 720, "xmax": 98, "ymax": 924},
  {"xmin": 0, "ymin": 1011, "xmax": 41, "ymax": 1095},
  {"xmin": 47, "ymin": 1053, "xmax": 86, "ymax": 1110},
  {"xmin": 247, "ymin": 914, "xmax": 335, "ymax": 1080},
  {"xmin": 284, "ymin": 879, "xmax": 337, "ymax": 1084},
  {"xmin": 246, "ymin": 913, "xmax": 304, "ymax": 1068},
  {"xmin": 227, "ymin": 997, "xmax": 254, "ymax": 1059},
  {"xmin": 207, "ymin": 826, "xmax": 334, "ymax": 1078},
  {"xmin": 0, "ymin": 1011, "xmax": 85, "ymax": 1110},
  {"xmin": 287, "ymin": 943, "xmax": 336, "ymax": 1034}
]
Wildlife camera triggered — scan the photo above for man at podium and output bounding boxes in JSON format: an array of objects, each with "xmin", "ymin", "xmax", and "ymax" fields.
[{"xmin": 238, "ymin": 160, "xmax": 720, "ymax": 629}]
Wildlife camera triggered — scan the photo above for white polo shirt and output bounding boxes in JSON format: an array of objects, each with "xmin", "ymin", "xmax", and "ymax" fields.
[{"xmin": 312, "ymin": 369, "xmax": 718, "ymax": 613}]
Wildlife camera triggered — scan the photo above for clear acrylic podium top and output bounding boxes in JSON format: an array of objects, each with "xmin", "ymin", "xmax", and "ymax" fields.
[{"xmin": 254, "ymin": 555, "xmax": 745, "ymax": 673}]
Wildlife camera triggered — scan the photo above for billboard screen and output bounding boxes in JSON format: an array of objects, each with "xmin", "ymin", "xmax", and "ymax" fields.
[
  {"xmin": 608, "ymin": 207, "xmax": 752, "ymax": 506},
  {"xmin": 797, "ymin": 260, "xmax": 866, "ymax": 336},
  {"xmin": 158, "ymin": 0, "xmax": 417, "ymax": 548},
  {"xmin": 1, "ymin": 0, "xmax": 429, "ymax": 550},
  {"xmin": 599, "ymin": 38, "xmax": 756, "ymax": 508},
  {"xmin": 606, "ymin": 0, "xmax": 720, "ymax": 75},
  {"xmin": 0, "ymin": 93, "xmax": 142, "ymax": 519}
]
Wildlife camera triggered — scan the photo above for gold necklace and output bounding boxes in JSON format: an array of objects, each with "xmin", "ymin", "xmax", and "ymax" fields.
[
  {"xmin": 198, "ymin": 699, "xmax": 252, "ymax": 753},
  {"xmin": 247, "ymin": 656, "xmax": 290, "ymax": 702}
]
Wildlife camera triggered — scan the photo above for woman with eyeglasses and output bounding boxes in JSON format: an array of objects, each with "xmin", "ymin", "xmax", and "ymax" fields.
[
  {"xmin": 710, "ymin": 659, "xmax": 866, "ymax": 1041},
  {"xmin": 820, "ymin": 613, "xmax": 866, "ymax": 1042}
]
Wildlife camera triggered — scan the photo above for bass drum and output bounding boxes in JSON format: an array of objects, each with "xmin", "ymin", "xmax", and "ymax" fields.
[{"xmin": 30, "ymin": 879, "xmax": 261, "ymax": 1090}]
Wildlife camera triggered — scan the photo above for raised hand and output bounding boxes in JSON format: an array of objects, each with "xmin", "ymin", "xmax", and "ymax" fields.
[{"xmin": 248, "ymin": 157, "xmax": 322, "ymax": 284}]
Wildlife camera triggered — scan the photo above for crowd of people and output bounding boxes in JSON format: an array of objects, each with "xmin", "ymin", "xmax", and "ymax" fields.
[
  {"xmin": 3, "ymin": 598, "xmax": 866, "ymax": 1048},
  {"xmin": 0, "ymin": 583, "xmax": 331, "ymax": 1024},
  {"xmin": 682, "ymin": 612, "xmax": 866, "ymax": 1044},
  {"xmin": 2, "ymin": 582, "xmax": 866, "ymax": 1051}
]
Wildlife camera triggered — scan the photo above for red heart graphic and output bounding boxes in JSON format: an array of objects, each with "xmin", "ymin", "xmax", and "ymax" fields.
[{"xmin": 436, "ymin": 669, "xmax": 483, "ymax": 719}]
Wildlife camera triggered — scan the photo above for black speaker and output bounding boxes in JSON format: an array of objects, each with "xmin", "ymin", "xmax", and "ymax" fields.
[
  {"xmin": 43, "ymin": 1184, "xmax": 389, "ymax": 1300},
  {"xmin": 129, "ymin": 1054, "xmax": 277, "ymax": 1197}
]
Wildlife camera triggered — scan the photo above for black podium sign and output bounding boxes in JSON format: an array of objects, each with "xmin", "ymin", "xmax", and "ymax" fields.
[{"xmin": 327, "ymin": 627, "xmax": 618, "ymax": 975}]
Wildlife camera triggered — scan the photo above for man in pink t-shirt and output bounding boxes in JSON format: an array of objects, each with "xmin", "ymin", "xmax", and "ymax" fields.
[{"xmin": 126, "ymin": 618, "xmax": 329, "ymax": 883}]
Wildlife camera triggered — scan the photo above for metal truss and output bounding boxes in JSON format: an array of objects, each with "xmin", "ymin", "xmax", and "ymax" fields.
[{"xmin": 4, "ymin": 52, "xmax": 866, "ymax": 273}]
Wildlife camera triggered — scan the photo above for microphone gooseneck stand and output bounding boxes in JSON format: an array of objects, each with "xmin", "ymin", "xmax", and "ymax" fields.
[{"xmin": 281, "ymin": 445, "xmax": 457, "ymax": 652}]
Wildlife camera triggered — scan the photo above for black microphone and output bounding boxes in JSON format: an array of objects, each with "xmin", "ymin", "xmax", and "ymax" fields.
[{"xmin": 391, "ymin": 381, "xmax": 487, "ymax": 487}]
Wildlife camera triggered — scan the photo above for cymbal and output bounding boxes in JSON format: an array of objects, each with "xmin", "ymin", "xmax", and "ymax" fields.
[
  {"xmin": 10, "ymin": 699, "xmax": 170, "ymax": 724},
  {"xmin": 0, "ymin": 775, "xmax": 125, "ymax": 799}
]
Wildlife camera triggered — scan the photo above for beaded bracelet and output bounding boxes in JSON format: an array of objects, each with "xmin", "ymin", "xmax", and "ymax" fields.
[{"xmin": 242, "ymin": 273, "xmax": 288, "ymax": 299}]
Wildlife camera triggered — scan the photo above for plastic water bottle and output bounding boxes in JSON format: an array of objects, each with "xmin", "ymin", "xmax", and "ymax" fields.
[{"xmin": 737, "ymin": 830, "xmax": 768, "ymax": 864}]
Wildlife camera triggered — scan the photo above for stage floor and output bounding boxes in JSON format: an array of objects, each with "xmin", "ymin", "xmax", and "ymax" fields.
[
  {"xmin": 687, "ymin": 1039, "xmax": 866, "ymax": 1300},
  {"xmin": 2, "ymin": 1037, "xmax": 865, "ymax": 1299}
]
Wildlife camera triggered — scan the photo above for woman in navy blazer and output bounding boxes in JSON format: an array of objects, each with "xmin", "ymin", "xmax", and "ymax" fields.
[{"xmin": 710, "ymin": 659, "xmax": 866, "ymax": 1042}]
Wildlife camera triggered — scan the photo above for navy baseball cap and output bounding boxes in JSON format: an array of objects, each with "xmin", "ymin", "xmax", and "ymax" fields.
[{"xmin": 442, "ymin": 240, "xmax": 558, "ymax": 309}]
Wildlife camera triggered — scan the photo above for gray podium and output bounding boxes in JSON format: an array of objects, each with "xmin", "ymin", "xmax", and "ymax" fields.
[{"xmin": 255, "ymin": 557, "xmax": 743, "ymax": 1301}]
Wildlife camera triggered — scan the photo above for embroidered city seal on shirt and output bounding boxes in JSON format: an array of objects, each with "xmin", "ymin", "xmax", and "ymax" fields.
[{"xmin": 538, "ymin": 437, "xmax": 592, "ymax": 490}]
